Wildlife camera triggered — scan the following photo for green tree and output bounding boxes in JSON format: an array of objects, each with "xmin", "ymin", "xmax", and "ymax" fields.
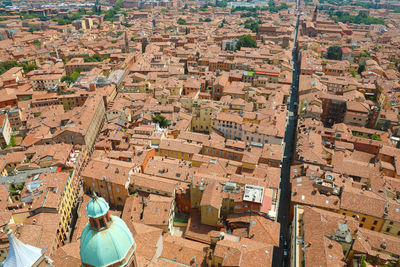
[
  {"xmin": 130, "ymin": 37, "xmax": 135, "ymax": 41},
  {"xmin": 61, "ymin": 75, "xmax": 74, "ymax": 85},
  {"xmin": 8, "ymin": 182, "xmax": 24, "ymax": 195},
  {"xmin": 327, "ymin": 45, "xmax": 342, "ymax": 60},
  {"xmin": 236, "ymin": 34, "xmax": 257, "ymax": 50},
  {"xmin": 33, "ymin": 39, "xmax": 41, "ymax": 46},
  {"xmin": 28, "ymin": 26, "xmax": 41, "ymax": 33},
  {"xmin": 84, "ymin": 54, "xmax": 108, "ymax": 62},
  {"xmin": 205, "ymin": 17, "xmax": 212, "ymax": 22},
  {"xmin": 20, "ymin": 62, "xmax": 37, "ymax": 73},
  {"xmin": 268, "ymin": 0, "xmax": 275, "ymax": 7},
  {"xmin": 329, "ymin": 10, "xmax": 384, "ymax": 25},
  {"xmin": 0, "ymin": 60, "xmax": 37, "ymax": 75},
  {"xmin": 348, "ymin": 70, "xmax": 356, "ymax": 77},
  {"xmin": 244, "ymin": 19, "xmax": 262, "ymax": 33},
  {"xmin": 5, "ymin": 136, "xmax": 16, "ymax": 148},
  {"xmin": 57, "ymin": 18, "xmax": 71, "ymax": 25},
  {"xmin": 71, "ymin": 13, "xmax": 82, "ymax": 20},
  {"xmin": 371, "ymin": 133, "xmax": 382, "ymax": 141},
  {"xmin": 61, "ymin": 70, "xmax": 81, "ymax": 85},
  {"xmin": 152, "ymin": 114, "xmax": 168, "ymax": 128},
  {"xmin": 39, "ymin": 15, "xmax": 49, "ymax": 21},
  {"xmin": 177, "ymin": 18, "xmax": 186, "ymax": 25},
  {"xmin": 115, "ymin": 0, "xmax": 123, "ymax": 10},
  {"xmin": 215, "ymin": 0, "xmax": 228, "ymax": 7}
]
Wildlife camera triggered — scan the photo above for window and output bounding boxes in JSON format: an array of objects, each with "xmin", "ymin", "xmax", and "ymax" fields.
[
  {"xmin": 386, "ymin": 227, "xmax": 391, "ymax": 232},
  {"xmin": 116, "ymin": 188, "xmax": 119, "ymax": 193},
  {"xmin": 397, "ymin": 231, "xmax": 400, "ymax": 236},
  {"xmin": 389, "ymin": 221, "xmax": 393, "ymax": 225},
  {"xmin": 373, "ymin": 220, "xmax": 378, "ymax": 225},
  {"xmin": 99, "ymin": 218, "xmax": 106, "ymax": 228},
  {"xmin": 359, "ymin": 224, "xmax": 363, "ymax": 227},
  {"xmin": 361, "ymin": 217, "xmax": 366, "ymax": 222},
  {"xmin": 371, "ymin": 226, "xmax": 375, "ymax": 231}
]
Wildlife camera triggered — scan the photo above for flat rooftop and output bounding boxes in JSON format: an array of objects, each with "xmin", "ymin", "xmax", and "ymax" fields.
[{"xmin": 243, "ymin": 184, "xmax": 264, "ymax": 204}]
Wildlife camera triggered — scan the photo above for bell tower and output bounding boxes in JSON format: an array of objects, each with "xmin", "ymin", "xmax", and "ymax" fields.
[
  {"xmin": 124, "ymin": 30, "xmax": 129, "ymax": 53},
  {"xmin": 312, "ymin": 6, "xmax": 318, "ymax": 22}
]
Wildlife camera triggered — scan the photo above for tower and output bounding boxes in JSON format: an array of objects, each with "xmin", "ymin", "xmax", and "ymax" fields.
[
  {"xmin": 312, "ymin": 6, "xmax": 318, "ymax": 22},
  {"xmin": 80, "ymin": 195, "xmax": 137, "ymax": 267},
  {"xmin": 141, "ymin": 38, "xmax": 148, "ymax": 54},
  {"xmin": 124, "ymin": 30, "xmax": 129, "ymax": 53}
]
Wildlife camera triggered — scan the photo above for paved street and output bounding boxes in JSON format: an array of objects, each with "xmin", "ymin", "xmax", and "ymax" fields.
[{"xmin": 272, "ymin": 1, "xmax": 301, "ymax": 266}]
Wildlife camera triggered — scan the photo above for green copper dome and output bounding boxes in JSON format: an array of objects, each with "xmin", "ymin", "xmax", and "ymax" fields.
[
  {"xmin": 80, "ymin": 197, "xmax": 136, "ymax": 267},
  {"xmin": 86, "ymin": 196, "xmax": 110, "ymax": 218}
]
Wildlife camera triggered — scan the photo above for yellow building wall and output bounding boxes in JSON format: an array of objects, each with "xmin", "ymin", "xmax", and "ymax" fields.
[
  {"xmin": 190, "ymin": 185, "xmax": 203, "ymax": 208},
  {"xmin": 56, "ymin": 174, "xmax": 78, "ymax": 246},
  {"xmin": 339, "ymin": 209, "xmax": 384, "ymax": 232},
  {"xmin": 201, "ymin": 205, "xmax": 220, "ymax": 227},
  {"xmin": 243, "ymin": 118, "xmax": 260, "ymax": 124},
  {"xmin": 83, "ymin": 176, "xmax": 128, "ymax": 208},
  {"xmin": 380, "ymin": 220, "xmax": 400, "ymax": 238},
  {"xmin": 242, "ymin": 162, "xmax": 256, "ymax": 171},
  {"xmin": 207, "ymin": 255, "xmax": 223, "ymax": 267},
  {"xmin": 59, "ymin": 97, "xmax": 76, "ymax": 111},
  {"xmin": 1, "ymin": 168, "xmax": 7, "ymax": 176},
  {"xmin": 10, "ymin": 212, "xmax": 30, "ymax": 224},
  {"xmin": 191, "ymin": 160, "xmax": 203, "ymax": 168},
  {"xmin": 191, "ymin": 106, "xmax": 213, "ymax": 133},
  {"xmin": 221, "ymin": 198, "xmax": 234, "ymax": 216},
  {"xmin": 158, "ymin": 149, "xmax": 193, "ymax": 161}
]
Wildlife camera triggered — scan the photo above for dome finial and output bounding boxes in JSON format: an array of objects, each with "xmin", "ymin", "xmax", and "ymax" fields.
[{"xmin": 92, "ymin": 191, "xmax": 98, "ymax": 200}]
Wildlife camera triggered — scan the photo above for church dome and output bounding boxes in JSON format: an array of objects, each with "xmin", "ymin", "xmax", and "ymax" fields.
[{"xmin": 80, "ymin": 197, "xmax": 136, "ymax": 267}]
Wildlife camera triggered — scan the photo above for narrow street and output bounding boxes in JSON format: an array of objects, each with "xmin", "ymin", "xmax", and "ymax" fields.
[{"xmin": 272, "ymin": 0, "xmax": 301, "ymax": 266}]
